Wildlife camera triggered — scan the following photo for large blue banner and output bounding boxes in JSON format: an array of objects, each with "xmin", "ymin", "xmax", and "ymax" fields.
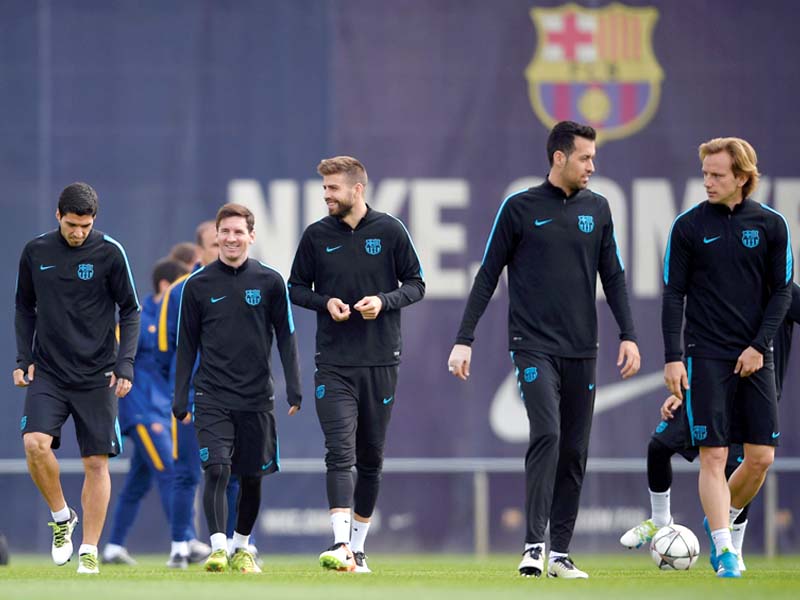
[{"xmin": 1, "ymin": 0, "xmax": 798, "ymax": 553}]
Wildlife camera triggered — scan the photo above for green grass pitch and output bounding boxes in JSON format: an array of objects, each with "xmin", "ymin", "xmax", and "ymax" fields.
[{"xmin": 1, "ymin": 554, "xmax": 799, "ymax": 599}]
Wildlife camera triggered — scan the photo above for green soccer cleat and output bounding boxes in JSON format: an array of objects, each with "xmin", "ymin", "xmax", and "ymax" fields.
[
  {"xmin": 230, "ymin": 548, "xmax": 261, "ymax": 573},
  {"xmin": 77, "ymin": 552, "xmax": 99, "ymax": 574},
  {"xmin": 48, "ymin": 508, "xmax": 79, "ymax": 565},
  {"xmin": 619, "ymin": 518, "xmax": 661, "ymax": 549},
  {"xmin": 204, "ymin": 548, "xmax": 229, "ymax": 572}
]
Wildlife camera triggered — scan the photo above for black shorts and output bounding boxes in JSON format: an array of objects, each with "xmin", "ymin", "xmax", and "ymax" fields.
[
  {"xmin": 21, "ymin": 375, "xmax": 120, "ymax": 457},
  {"xmin": 652, "ymin": 404, "xmax": 744, "ymax": 468},
  {"xmin": 685, "ymin": 356, "xmax": 779, "ymax": 447},
  {"xmin": 314, "ymin": 364, "xmax": 398, "ymax": 470},
  {"xmin": 193, "ymin": 403, "xmax": 278, "ymax": 477}
]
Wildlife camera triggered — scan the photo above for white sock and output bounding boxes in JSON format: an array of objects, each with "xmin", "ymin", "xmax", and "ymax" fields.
[
  {"xmin": 711, "ymin": 528, "xmax": 734, "ymax": 553},
  {"xmin": 331, "ymin": 512, "xmax": 351, "ymax": 545},
  {"xmin": 525, "ymin": 542, "xmax": 545, "ymax": 552},
  {"xmin": 350, "ymin": 520, "xmax": 370, "ymax": 553},
  {"xmin": 731, "ymin": 519, "xmax": 748, "ymax": 555},
  {"xmin": 79, "ymin": 544, "xmax": 97, "ymax": 556},
  {"xmin": 209, "ymin": 532, "xmax": 227, "ymax": 553},
  {"xmin": 729, "ymin": 506, "xmax": 743, "ymax": 527},
  {"xmin": 171, "ymin": 541, "xmax": 189, "ymax": 557},
  {"xmin": 649, "ymin": 489, "xmax": 671, "ymax": 527},
  {"xmin": 231, "ymin": 532, "xmax": 250, "ymax": 552},
  {"xmin": 51, "ymin": 505, "xmax": 70, "ymax": 522},
  {"xmin": 549, "ymin": 550, "xmax": 568, "ymax": 564},
  {"xmin": 103, "ymin": 543, "xmax": 123, "ymax": 558}
]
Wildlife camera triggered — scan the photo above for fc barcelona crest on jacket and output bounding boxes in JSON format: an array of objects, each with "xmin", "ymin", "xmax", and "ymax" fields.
[
  {"xmin": 365, "ymin": 238, "xmax": 382, "ymax": 255},
  {"xmin": 578, "ymin": 215, "xmax": 595, "ymax": 233},
  {"xmin": 741, "ymin": 230, "xmax": 760, "ymax": 249},
  {"xmin": 77, "ymin": 263, "xmax": 94, "ymax": 280},
  {"xmin": 245, "ymin": 289, "xmax": 261, "ymax": 306}
]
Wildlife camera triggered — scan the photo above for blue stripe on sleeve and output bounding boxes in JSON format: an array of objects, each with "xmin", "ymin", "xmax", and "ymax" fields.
[
  {"xmin": 613, "ymin": 231, "xmax": 625, "ymax": 271},
  {"xmin": 663, "ymin": 204, "xmax": 700, "ymax": 285},
  {"xmin": 482, "ymin": 189, "xmax": 526, "ymax": 265},
  {"xmin": 103, "ymin": 234, "xmax": 141, "ymax": 310},
  {"xmin": 387, "ymin": 213, "xmax": 425, "ymax": 279},
  {"xmin": 175, "ymin": 267, "xmax": 205, "ymax": 348},
  {"xmin": 761, "ymin": 204, "xmax": 793, "ymax": 283},
  {"xmin": 259, "ymin": 262, "xmax": 295, "ymax": 334}
]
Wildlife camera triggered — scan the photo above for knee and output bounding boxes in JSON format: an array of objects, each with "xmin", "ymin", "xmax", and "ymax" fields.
[
  {"xmin": 699, "ymin": 447, "xmax": 728, "ymax": 471},
  {"xmin": 325, "ymin": 447, "xmax": 355, "ymax": 471},
  {"xmin": 83, "ymin": 455, "xmax": 109, "ymax": 477},
  {"xmin": 528, "ymin": 432, "xmax": 559, "ymax": 454},
  {"xmin": 744, "ymin": 448, "xmax": 774, "ymax": 473},
  {"xmin": 356, "ymin": 451, "xmax": 383, "ymax": 479},
  {"xmin": 23, "ymin": 433, "xmax": 52, "ymax": 460},
  {"xmin": 204, "ymin": 463, "xmax": 230, "ymax": 486}
]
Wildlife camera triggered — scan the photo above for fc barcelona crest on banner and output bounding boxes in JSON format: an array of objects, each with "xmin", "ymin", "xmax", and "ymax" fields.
[
  {"xmin": 245, "ymin": 289, "xmax": 262, "ymax": 306},
  {"xmin": 525, "ymin": 3, "xmax": 663, "ymax": 144},
  {"xmin": 365, "ymin": 238, "xmax": 382, "ymax": 255},
  {"xmin": 77, "ymin": 263, "xmax": 94, "ymax": 280},
  {"xmin": 741, "ymin": 230, "xmax": 760, "ymax": 249}
]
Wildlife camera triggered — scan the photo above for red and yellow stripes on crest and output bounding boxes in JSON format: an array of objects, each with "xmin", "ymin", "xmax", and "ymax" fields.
[{"xmin": 597, "ymin": 11, "xmax": 642, "ymax": 61}]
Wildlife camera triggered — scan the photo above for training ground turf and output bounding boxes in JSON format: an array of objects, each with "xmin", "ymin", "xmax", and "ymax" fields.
[{"xmin": 1, "ymin": 554, "xmax": 799, "ymax": 599}]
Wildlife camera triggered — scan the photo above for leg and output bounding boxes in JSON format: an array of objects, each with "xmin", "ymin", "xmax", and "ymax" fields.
[
  {"xmin": 234, "ymin": 476, "xmax": 261, "ymax": 536},
  {"xmin": 203, "ymin": 463, "xmax": 231, "ymax": 537},
  {"xmin": 728, "ymin": 444, "xmax": 774, "ymax": 510},
  {"xmin": 80, "ymin": 455, "xmax": 111, "ymax": 546},
  {"xmin": 699, "ymin": 446, "xmax": 730, "ymax": 530},
  {"xmin": 315, "ymin": 367, "xmax": 358, "ymax": 571},
  {"xmin": 23, "ymin": 432, "xmax": 67, "ymax": 512},
  {"xmin": 549, "ymin": 357, "xmax": 596, "ymax": 555},
  {"xmin": 172, "ymin": 418, "xmax": 201, "ymax": 544}
]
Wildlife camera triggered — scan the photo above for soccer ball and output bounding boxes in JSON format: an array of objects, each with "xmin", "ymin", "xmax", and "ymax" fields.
[{"xmin": 650, "ymin": 524, "xmax": 700, "ymax": 570}]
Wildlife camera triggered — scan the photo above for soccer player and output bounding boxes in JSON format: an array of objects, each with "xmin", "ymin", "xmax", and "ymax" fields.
[
  {"xmin": 158, "ymin": 221, "xmax": 236, "ymax": 568},
  {"xmin": 662, "ymin": 137, "xmax": 792, "ymax": 578},
  {"xmin": 102, "ymin": 258, "xmax": 189, "ymax": 565},
  {"xmin": 621, "ymin": 282, "xmax": 800, "ymax": 571},
  {"xmin": 448, "ymin": 121, "xmax": 640, "ymax": 579},
  {"xmin": 15, "ymin": 182, "xmax": 140, "ymax": 574},
  {"xmin": 289, "ymin": 156, "xmax": 425, "ymax": 573},
  {"xmin": 173, "ymin": 203, "xmax": 301, "ymax": 573},
  {"xmin": 169, "ymin": 241, "xmax": 200, "ymax": 271}
]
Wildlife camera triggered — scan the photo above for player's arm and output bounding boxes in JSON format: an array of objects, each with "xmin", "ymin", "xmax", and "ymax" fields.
[
  {"xmin": 270, "ymin": 274, "xmax": 302, "ymax": 414},
  {"xmin": 14, "ymin": 247, "xmax": 36, "ymax": 386},
  {"xmin": 750, "ymin": 214, "xmax": 793, "ymax": 353},
  {"xmin": 597, "ymin": 204, "xmax": 640, "ymax": 378},
  {"xmin": 449, "ymin": 196, "xmax": 518, "ymax": 378},
  {"xmin": 787, "ymin": 282, "xmax": 800, "ymax": 324},
  {"xmin": 374, "ymin": 219, "xmax": 426, "ymax": 312},
  {"xmin": 173, "ymin": 282, "xmax": 201, "ymax": 421},
  {"xmin": 661, "ymin": 216, "xmax": 692, "ymax": 397},
  {"xmin": 288, "ymin": 229, "xmax": 330, "ymax": 312},
  {"xmin": 108, "ymin": 243, "xmax": 141, "ymax": 386}
]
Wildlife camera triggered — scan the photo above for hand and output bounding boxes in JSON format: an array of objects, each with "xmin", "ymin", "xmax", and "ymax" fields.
[
  {"xmin": 327, "ymin": 298, "xmax": 351, "ymax": 322},
  {"xmin": 660, "ymin": 395, "xmax": 682, "ymax": 420},
  {"xmin": 288, "ymin": 405, "xmax": 300, "ymax": 416},
  {"xmin": 663, "ymin": 361, "xmax": 688, "ymax": 400},
  {"xmin": 181, "ymin": 412, "xmax": 192, "ymax": 424},
  {"xmin": 13, "ymin": 364, "xmax": 35, "ymax": 387},
  {"xmin": 617, "ymin": 341, "xmax": 641, "ymax": 379},
  {"xmin": 447, "ymin": 344, "xmax": 472, "ymax": 381},
  {"xmin": 735, "ymin": 346, "xmax": 763, "ymax": 377},
  {"xmin": 354, "ymin": 296, "xmax": 383, "ymax": 320},
  {"xmin": 110, "ymin": 374, "xmax": 133, "ymax": 398},
  {"xmin": 150, "ymin": 422, "xmax": 165, "ymax": 434}
]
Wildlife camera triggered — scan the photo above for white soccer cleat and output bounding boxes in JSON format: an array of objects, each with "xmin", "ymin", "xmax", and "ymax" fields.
[
  {"xmin": 353, "ymin": 551, "xmax": 371, "ymax": 573},
  {"xmin": 48, "ymin": 508, "xmax": 79, "ymax": 565},
  {"xmin": 101, "ymin": 546, "xmax": 137, "ymax": 565},
  {"xmin": 547, "ymin": 556, "xmax": 589, "ymax": 579},
  {"xmin": 620, "ymin": 518, "xmax": 662, "ymax": 549},
  {"xmin": 77, "ymin": 551, "xmax": 100, "ymax": 574},
  {"xmin": 518, "ymin": 546, "xmax": 544, "ymax": 577},
  {"xmin": 319, "ymin": 542, "xmax": 355, "ymax": 572},
  {"xmin": 187, "ymin": 538, "xmax": 212, "ymax": 563}
]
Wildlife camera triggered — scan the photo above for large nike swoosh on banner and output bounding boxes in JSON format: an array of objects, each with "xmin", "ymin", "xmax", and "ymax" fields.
[{"xmin": 489, "ymin": 371, "xmax": 665, "ymax": 443}]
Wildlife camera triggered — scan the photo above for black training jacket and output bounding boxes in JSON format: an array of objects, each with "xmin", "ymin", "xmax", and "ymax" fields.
[
  {"xmin": 15, "ymin": 228, "xmax": 141, "ymax": 388},
  {"xmin": 662, "ymin": 199, "xmax": 792, "ymax": 362},
  {"xmin": 173, "ymin": 258, "xmax": 301, "ymax": 416},
  {"xmin": 289, "ymin": 207, "xmax": 425, "ymax": 366},
  {"xmin": 455, "ymin": 179, "xmax": 636, "ymax": 357}
]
